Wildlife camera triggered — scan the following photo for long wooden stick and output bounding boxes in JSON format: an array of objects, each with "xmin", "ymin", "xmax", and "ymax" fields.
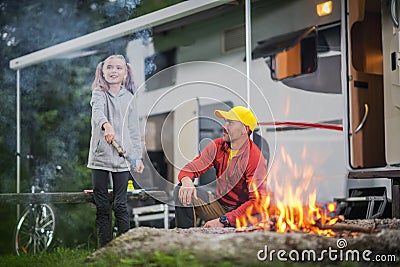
[
  {"xmin": 317, "ymin": 222, "xmax": 375, "ymax": 233},
  {"xmin": 111, "ymin": 140, "xmax": 127, "ymax": 158}
]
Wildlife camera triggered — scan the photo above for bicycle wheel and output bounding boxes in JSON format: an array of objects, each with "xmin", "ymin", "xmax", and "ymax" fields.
[{"xmin": 15, "ymin": 203, "xmax": 55, "ymax": 255}]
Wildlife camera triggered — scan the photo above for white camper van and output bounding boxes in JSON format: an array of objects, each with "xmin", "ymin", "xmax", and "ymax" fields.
[{"xmin": 127, "ymin": 0, "xmax": 400, "ymax": 219}]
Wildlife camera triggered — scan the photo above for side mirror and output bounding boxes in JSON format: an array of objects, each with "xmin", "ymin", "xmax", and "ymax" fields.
[{"xmin": 270, "ymin": 35, "xmax": 317, "ymax": 80}]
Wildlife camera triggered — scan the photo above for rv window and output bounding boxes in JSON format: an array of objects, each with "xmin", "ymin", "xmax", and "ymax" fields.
[
  {"xmin": 270, "ymin": 35, "xmax": 317, "ymax": 81},
  {"xmin": 252, "ymin": 26, "xmax": 316, "ymax": 59},
  {"xmin": 279, "ymin": 25, "xmax": 342, "ymax": 94}
]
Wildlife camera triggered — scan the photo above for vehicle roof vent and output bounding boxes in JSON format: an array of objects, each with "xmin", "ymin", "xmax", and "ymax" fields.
[{"xmin": 223, "ymin": 25, "xmax": 245, "ymax": 53}]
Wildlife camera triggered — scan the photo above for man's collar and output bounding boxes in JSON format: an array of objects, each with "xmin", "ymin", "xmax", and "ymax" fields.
[{"xmin": 222, "ymin": 137, "xmax": 250, "ymax": 154}]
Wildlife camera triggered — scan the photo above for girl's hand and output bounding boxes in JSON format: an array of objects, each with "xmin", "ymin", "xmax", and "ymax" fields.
[
  {"xmin": 102, "ymin": 122, "xmax": 115, "ymax": 144},
  {"xmin": 136, "ymin": 159, "xmax": 144, "ymax": 173}
]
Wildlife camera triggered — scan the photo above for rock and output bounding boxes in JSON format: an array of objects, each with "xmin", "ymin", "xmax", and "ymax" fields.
[{"xmin": 86, "ymin": 226, "xmax": 400, "ymax": 265}]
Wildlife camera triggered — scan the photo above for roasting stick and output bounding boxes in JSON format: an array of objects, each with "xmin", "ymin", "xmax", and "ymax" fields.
[
  {"xmin": 111, "ymin": 140, "xmax": 127, "ymax": 158},
  {"xmin": 111, "ymin": 140, "xmax": 138, "ymax": 172}
]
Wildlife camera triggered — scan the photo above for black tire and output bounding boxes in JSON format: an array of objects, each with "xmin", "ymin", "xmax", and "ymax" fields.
[{"xmin": 15, "ymin": 204, "xmax": 55, "ymax": 255}]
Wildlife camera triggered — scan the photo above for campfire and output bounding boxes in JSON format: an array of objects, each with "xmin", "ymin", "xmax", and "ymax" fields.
[{"xmin": 235, "ymin": 146, "xmax": 372, "ymax": 237}]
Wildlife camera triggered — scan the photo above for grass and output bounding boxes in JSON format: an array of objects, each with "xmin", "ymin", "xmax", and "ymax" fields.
[
  {"xmin": 0, "ymin": 247, "xmax": 366, "ymax": 267},
  {"xmin": 0, "ymin": 248, "xmax": 216, "ymax": 267},
  {"xmin": 0, "ymin": 247, "xmax": 92, "ymax": 267}
]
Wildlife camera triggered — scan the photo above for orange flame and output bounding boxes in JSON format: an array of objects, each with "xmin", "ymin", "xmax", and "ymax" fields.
[{"xmin": 236, "ymin": 145, "xmax": 338, "ymax": 236}]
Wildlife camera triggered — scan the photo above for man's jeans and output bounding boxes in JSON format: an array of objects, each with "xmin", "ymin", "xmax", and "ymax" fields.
[{"xmin": 174, "ymin": 184, "xmax": 231, "ymax": 228}]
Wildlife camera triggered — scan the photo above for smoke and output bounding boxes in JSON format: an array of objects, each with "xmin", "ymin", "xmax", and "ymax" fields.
[
  {"xmin": 131, "ymin": 28, "xmax": 157, "ymax": 76},
  {"xmin": 1, "ymin": 25, "xmax": 17, "ymax": 47},
  {"xmin": 32, "ymin": 161, "xmax": 61, "ymax": 193},
  {"xmin": 144, "ymin": 55, "xmax": 157, "ymax": 76},
  {"xmin": 104, "ymin": 0, "xmax": 142, "ymax": 17},
  {"xmin": 132, "ymin": 28, "xmax": 152, "ymax": 45}
]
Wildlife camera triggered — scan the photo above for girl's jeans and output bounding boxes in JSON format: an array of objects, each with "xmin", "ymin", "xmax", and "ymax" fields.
[{"xmin": 91, "ymin": 169, "xmax": 130, "ymax": 247}]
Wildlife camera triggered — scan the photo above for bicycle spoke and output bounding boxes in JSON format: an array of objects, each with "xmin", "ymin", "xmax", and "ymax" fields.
[
  {"xmin": 34, "ymin": 230, "xmax": 47, "ymax": 254},
  {"xmin": 17, "ymin": 235, "xmax": 33, "ymax": 254},
  {"xmin": 16, "ymin": 204, "xmax": 55, "ymax": 255},
  {"xmin": 38, "ymin": 217, "xmax": 54, "ymax": 229}
]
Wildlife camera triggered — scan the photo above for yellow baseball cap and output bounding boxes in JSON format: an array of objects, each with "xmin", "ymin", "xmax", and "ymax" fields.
[{"xmin": 214, "ymin": 106, "xmax": 258, "ymax": 131}]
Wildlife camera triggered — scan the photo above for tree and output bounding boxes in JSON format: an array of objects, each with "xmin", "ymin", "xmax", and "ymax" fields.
[{"xmin": 0, "ymin": 0, "xmax": 183, "ymax": 254}]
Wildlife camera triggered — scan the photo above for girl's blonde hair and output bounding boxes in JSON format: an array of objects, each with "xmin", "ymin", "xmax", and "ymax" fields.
[{"xmin": 91, "ymin": 54, "xmax": 136, "ymax": 94}]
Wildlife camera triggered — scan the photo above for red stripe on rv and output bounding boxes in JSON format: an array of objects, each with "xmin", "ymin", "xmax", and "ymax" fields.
[{"xmin": 258, "ymin": 121, "xmax": 343, "ymax": 131}]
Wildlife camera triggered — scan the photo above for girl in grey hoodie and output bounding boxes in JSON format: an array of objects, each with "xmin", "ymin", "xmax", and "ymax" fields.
[{"xmin": 88, "ymin": 54, "xmax": 144, "ymax": 247}]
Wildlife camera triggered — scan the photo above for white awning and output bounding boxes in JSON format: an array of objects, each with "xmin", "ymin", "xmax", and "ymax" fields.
[{"xmin": 9, "ymin": 0, "xmax": 232, "ymax": 70}]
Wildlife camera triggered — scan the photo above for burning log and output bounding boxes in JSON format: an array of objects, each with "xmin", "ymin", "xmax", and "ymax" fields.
[
  {"xmin": 235, "ymin": 221, "xmax": 274, "ymax": 232},
  {"xmin": 316, "ymin": 222, "xmax": 376, "ymax": 234},
  {"xmin": 236, "ymin": 220, "xmax": 376, "ymax": 236}
]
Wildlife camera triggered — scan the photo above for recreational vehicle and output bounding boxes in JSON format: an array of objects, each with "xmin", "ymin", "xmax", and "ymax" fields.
[
  {"xmin": 127, "ymin": 0, "xmax": 400, "ymax": 219},
  {"xmin": 10, "ymin": 0, "xmax": 400, "ymax": 219}
]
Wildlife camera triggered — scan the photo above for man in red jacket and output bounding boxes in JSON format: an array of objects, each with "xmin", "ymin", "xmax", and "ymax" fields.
[{"xmin": 174, "ymin": 106, "xmax": 268, "ymax": 228}]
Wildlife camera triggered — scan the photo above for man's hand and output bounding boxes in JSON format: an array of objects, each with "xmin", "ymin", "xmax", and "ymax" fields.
[
  {"xmin": 203, "ymin": 218, "xmax": 224, "ymax": 228},
  {"xmin": 178, "ymin": 176, "xmax": 197, "ymax": 206},
  {"xmin": 102, "ymin": 122, "xmax": 115, "ymax": 144}
]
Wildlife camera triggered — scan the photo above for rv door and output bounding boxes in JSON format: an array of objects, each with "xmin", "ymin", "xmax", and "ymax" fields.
[
  {"xmin": 386, "ymin": 0, "xmax": 400, "ymax": 166},
  {"xmin": 346, "ymin": 0, "xmax": 386, "ymax": 169}
]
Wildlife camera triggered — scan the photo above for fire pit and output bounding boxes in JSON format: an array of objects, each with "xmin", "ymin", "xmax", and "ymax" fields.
[
  {"xmin": 86, "ymin": 219, "xmax": 400, "ymax": 265},
  {"xmin": 232, "ymin": 146, "xmax": 360, "ymax": 238}
]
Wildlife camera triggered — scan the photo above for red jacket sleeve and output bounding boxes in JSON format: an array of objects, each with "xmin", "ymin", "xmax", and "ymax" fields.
[{"xmin": 178, "ymin": 140, "xmax": 218, "ymax": 182}]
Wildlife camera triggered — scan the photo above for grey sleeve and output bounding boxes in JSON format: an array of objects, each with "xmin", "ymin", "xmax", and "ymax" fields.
[
  {"xmin": 128, "ymin": 104, "xmax": 143, "ymax": 160},
  {"xmin": 90, "ymin": 89, "xmax": 108, "ymax": 128}
]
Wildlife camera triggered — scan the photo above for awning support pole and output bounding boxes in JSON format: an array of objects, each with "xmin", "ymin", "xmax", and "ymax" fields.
[
  {"xmin": 16, "ymin": 69, "xmax": 21, "ymax": 219},
  {"xmin": 245, "ymin": 0, "xmax": 252, "ymax": 108}
]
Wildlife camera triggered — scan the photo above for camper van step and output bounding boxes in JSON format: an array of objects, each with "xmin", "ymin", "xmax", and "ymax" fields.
[
  {"xmin": 334, "ymin": 196, "xmax": 387, "ymax": 219},
  {"xmin": 334, "ymin": 196, "xmax": 385, "ymax": 202}
]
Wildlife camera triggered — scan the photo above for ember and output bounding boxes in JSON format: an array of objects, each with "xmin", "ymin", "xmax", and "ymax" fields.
[{"xmin": 236, "ymin": 146, "xmax": 340, "ymax": 236}]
